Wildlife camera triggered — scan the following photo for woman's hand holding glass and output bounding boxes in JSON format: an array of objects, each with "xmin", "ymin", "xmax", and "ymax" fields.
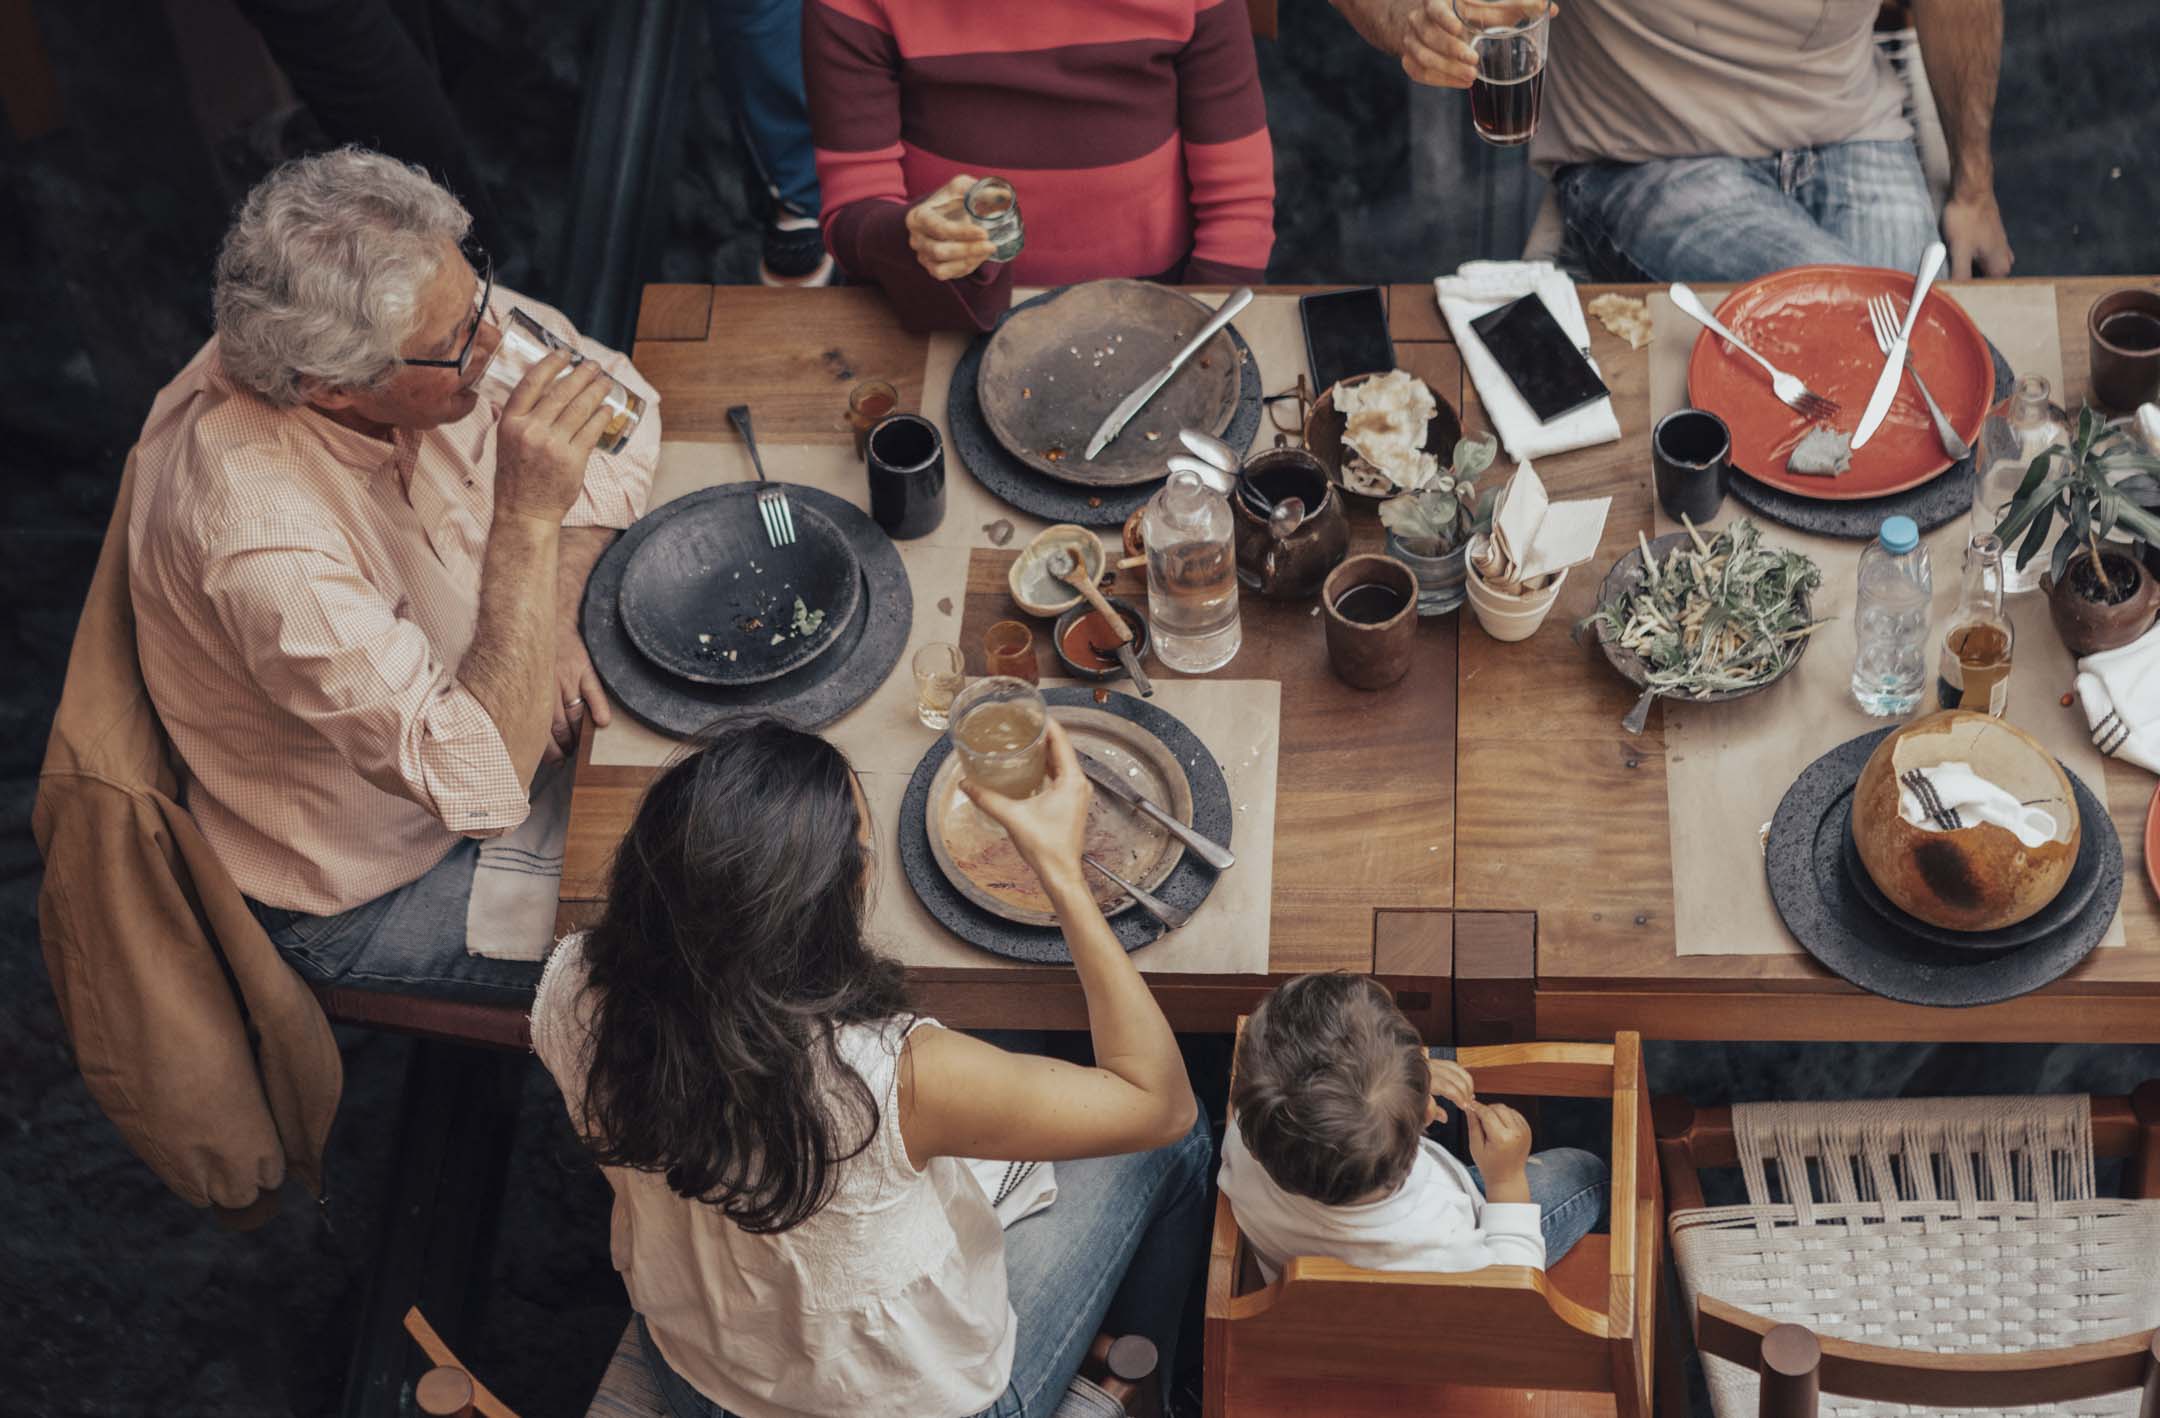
[{"xmin": 960, "ymin": 719, "xmax": 1092, "ymax": 896}]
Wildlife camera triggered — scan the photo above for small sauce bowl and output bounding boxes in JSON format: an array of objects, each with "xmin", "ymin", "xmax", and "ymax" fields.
[{"xmin": 1052, "ymin": 596, "xmax": 1150, "ymax": 683}]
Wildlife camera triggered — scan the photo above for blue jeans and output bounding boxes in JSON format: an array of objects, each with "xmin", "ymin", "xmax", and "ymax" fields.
[
  {"xmin": 247, "ymin": 839, "xmax": 540, "ymax": 1005},
  {"xmin": 1555, "ymin": 139, "xmax": 1938, "ymax": 283},
  {"xmin": 640, "ymin": 1114, "xmax": 1217, "ymax": 1418},
  {"xmin": 1468, "ymin": 1149, "xmax": 1609, "ymax": 1265},
  {"xmin": 706, "ymin": 0, "xmax": 819, "ymax": 215}
]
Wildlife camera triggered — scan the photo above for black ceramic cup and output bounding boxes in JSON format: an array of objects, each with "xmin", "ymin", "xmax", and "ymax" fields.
[
  {"xmin": 1652, "ymin": 408, "xmax": 1730, "ymax": 525},
  {"xmin": 867, "ymin": 413, "xmax": 947, "ymax": 540}
]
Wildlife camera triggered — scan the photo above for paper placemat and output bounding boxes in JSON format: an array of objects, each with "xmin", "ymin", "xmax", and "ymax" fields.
[
  {"xmin": 1645, "ymin": 283, "xmax": 2124, "ymax": 956},
  {"xmin": 586, "ymin": 436, "xmax": 1280, "ymax": 973}
]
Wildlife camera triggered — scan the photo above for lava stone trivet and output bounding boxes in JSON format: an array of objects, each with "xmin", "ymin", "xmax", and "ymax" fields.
[
  {"xmin": 898, "ymin": 688, "xmax": 1234, "ymax": 962},
  {"xmin": 1724, "ymin": 342, "xmax": 2013, "ymax": 539},
  {"xmin": 1765, "ymin": 727, "xmax": 2121, "ymax": 1006},
  {"xmin": 946, "ymin": 285, "xmax": 1264, "ymax": 528},
  {"xmin": 583, "ymin": 483, "xmax": 911, "ymax": 737}
]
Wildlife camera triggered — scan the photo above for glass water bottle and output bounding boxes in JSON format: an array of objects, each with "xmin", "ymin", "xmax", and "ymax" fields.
[
  {"xmin": 1972, "ymin": 375, "xmax": 2069, "ymax": 594},
  {"xmin": 1142, "ymin": 468, "xmax": 1241, "ymax": 673}
]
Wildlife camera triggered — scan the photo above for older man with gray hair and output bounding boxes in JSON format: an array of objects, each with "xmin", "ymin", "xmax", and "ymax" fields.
[{"xmin": 127, "ymin": 147, "xmax": 660, "ymax": 1003}]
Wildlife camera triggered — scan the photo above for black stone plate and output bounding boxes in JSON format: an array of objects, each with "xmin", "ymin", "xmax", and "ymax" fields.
[
  {"xmin": 898, "ymin": 688, "xmax": 1233, "ymax": 962},
  {"xmin": 1765, "ymin": 727, "xmax": 2121, "ymax": 1006},
  {"xmin": 1839, "ymin": 810, "xmax": 2106, "ymax": 953},
  {"xmin": 617, "ymin": 497, "xmax": 861, "ymax": 686},
  {"xmin": 1724, "ymin": 342, "xmax": 2013, "ymax": 539},
  {"xmin": 947, "ymin": 285, "xmax": 1263, "ymax": 527},
  {"xmin": 583, "ymin": 484, "xmax": 910, "ymax": 736}
]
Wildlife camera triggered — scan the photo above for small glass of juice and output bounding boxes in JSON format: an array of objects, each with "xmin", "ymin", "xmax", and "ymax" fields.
[{"xmin": 949, "ymin": 676, "xmax": 1048, "ymax": 799}]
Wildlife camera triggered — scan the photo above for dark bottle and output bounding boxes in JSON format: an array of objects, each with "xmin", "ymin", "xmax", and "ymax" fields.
[{"xmin": 1937, "ymin": 533, "xmax": 2014, "ymax": 715}]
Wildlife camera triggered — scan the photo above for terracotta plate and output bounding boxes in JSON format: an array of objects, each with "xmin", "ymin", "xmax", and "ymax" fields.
[
  {"xmin": 925, "ymin": 706, "xmax": 1192, "ymax": 926},
  {"xmin": 1686, "ymin": 265, "xmax": 1993, "ymax": 501},
  {"xmin": 977, "ymin": 279, "xmax": 1240, "ymax": 488},
  {"xmin": 2146, "ymin": 784, "xmax": 2160, "ymax": 906}
]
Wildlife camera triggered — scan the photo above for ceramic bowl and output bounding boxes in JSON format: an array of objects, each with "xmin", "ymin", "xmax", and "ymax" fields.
[
  {"xmin": 1052, "ymin": 597, "xmax": 1151, "ymax": 683},
  {"xmin": 1463, "ymin": 538, "xmax": 1567, "ymax": 643},
  {"xmin": 1851, "ymin": 709, "xmax": 2079, "ymax": 932},
  {"xmin": 1008, "ymin": 524, "xmax": 1108, "ymax": 617}
]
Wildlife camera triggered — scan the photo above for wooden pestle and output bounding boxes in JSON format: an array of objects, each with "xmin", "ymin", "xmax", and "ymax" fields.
[{"xmin": 1050, "ymin": 548, "xmax": 1133, "ymax": 646}]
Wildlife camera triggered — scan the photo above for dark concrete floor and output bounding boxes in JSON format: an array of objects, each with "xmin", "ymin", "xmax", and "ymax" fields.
[{"xmin": 5, "ymin": 1, "xmax": 2160, "ymax": 1414}]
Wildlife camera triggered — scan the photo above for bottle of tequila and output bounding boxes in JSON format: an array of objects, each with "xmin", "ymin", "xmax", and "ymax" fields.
[{"xmin": 1937, "ymin": 533, "xmax": 2014, "ymax": 716}]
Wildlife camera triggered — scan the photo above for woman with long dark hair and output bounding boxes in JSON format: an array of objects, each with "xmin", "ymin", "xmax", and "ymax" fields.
[{"xmin": 531, "ymin": 716, "xmax": 1209, "ymax": 1418}]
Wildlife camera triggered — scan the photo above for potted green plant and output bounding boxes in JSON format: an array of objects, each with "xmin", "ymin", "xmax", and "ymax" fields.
[
  {"xmin": 1378, "ymin": 434, "xmax": 1500, "ymax": 616},
  {"xmin": 1993, "ymin": 406, "xmax": 2160, "ymax": 655}
]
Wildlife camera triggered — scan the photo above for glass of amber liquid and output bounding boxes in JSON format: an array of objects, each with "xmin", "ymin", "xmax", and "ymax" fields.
[
  {"xmin": 949, "ymin": 676, "xmax": 1048, "ymax": 798},
  {"xmin": 847, "ymin": 380, "xmax": 899, "ymax": 460},
  {"xmin": 984, "ymin": 620, "xmax": 1039, "ymax": 683},
  {"xmin": 480, "ymin": 309, "xmax": 646, "ymax": 454}
]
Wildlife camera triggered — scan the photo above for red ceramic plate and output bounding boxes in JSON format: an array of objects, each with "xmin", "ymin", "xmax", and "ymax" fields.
[
  {"xmin": 2145, "ymin": 783, "xmax": 2160, "ymax": 906},
  {"xmin": 1686, "ymin": 265, "xmax": 1993, "ymax": 501}
]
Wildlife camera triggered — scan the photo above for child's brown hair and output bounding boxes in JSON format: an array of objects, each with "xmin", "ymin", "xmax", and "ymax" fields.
[{"xmin": 1231, "ymin": 972, "xmax": 1430, "ymax": 1205}]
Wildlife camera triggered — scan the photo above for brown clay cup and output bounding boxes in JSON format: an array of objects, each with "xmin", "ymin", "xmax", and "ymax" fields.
[
  {"xmin": 1322, "ymin": 554, "xmax": 1419, "ymax": 690},
  {"xmin": 2088, "ymin": 288, "xmax": 2160, "ymax": 413}
]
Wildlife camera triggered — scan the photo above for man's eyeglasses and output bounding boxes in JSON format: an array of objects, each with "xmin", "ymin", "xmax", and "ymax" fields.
[{"xmin": 400, "ymin": 250, "xmax": 493, "ymax": 373}]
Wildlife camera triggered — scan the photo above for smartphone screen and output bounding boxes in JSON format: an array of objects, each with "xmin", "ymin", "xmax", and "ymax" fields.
[
  {"xmin": 1300, "ymin": 288, "xmax": 1396, "ymax": 394},
  {"xmin": 1468, "ymin": 293, "xmax": 1609, "ymax": 424}
]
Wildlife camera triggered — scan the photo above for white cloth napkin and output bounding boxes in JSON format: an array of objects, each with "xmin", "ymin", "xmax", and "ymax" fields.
[
  {"xmin": 965, "ymin": 1158, "xmax": 1058, "ymax": 1227},
  {"xmin": 465, "ymin": 759, "xmax": 573, "ymax": 961},
  {"xmin": 1896, "ymin": 760, "xmax": 2058, "ymax": 847},
  {"xmin": 1432, "ymin": 260, "xmax": 1624, "ymax": 462},
  {"xmin": 2076, "ymin": 620, "xmax": 2160, "ymax": 776}
]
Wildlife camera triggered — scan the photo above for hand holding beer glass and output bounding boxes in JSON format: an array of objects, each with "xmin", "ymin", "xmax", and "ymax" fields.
[{"xmin": 1401, "ymin": 0, "xmax": 1555, "ymax": 147}]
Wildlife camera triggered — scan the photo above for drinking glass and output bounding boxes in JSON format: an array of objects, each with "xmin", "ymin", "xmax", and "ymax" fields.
[
  {"xmin": 984, "ymin": 620, "xmax": 1039, "ymax": 683},
  {"xmin": 847, "ymin": 380, "xmax": 899, "ymax": 460},
  {"xmin": 912, "ymin": 642, "xmax": 964, "ymax": 729},
  {"xmin": 949, "ymin": 676, "xmax": 1048, "ymax": 799},
  {"xmin": 963, "ymin": 177, "xmax": 1025, "ymax": 263},
  {"xmin": 1453, "ymin": 0, "xmax": 1554, "ymax": 148},
  {"xmin": 867, "ymin": 413, "xmax": 947, "ymax": 540},
  {"xmin": 479, "ymin": 309, "xmax": 646, "ymax": 453}
]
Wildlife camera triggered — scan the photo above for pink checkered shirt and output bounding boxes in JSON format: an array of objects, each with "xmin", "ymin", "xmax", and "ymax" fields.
[{"xmin": 127, "ymin": 291, "xmax": 659, "ymax": 915}]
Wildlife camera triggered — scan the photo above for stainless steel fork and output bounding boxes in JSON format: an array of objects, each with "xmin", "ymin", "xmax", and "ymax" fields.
[
  {"xmin": 727, "ymin": 404, "xmax": 795, "ymax": 547},
  {"xmin": 1081, "ymin": 855, "xmax": 1191, "ymax": 931},
  {"xmin": 1670, "ymin": 283, "xmax": 1840, "ymax": 421},
  {"xmin": 1866, "ymin": 293, "xmax": 1972, "ymax": 459}
]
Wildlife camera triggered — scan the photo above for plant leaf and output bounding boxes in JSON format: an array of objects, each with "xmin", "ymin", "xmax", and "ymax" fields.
[
  {"xmin": 1452, "ymin": 435, "xmax": 1498, "ymax": 481},
  {"xmin": 2050, "ymin": 526, "xmax": 2077, "ymax": 584},
  {"xmin": 2015, "ymin": 499, "xmax": 2055, "ymax": 570},
  {"xmin": 2013, "ymin": 447, "xmax": 2058, "ymax": 501},
  {"xmin": 1992, "ymin": 472, "xmax": 2073, "ymax": 547}
]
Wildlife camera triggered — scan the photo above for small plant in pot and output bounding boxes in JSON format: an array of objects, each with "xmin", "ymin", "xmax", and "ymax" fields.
[
  {"xmin": 1377, "ymin": 435, "xmax": 1501, "ymax": 615},
  {"xmin": 1993, "ymin": 406, "xmax": 2160, "ymax": 656}
]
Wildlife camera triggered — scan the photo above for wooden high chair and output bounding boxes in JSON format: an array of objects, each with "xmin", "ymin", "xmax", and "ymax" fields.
[{"xmin": 1204, "ymin": 1031, "xmax": 1660, "ymax": 1418}]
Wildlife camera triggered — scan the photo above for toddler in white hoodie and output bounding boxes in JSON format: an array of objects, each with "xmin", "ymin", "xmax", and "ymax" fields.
[{"xmin": 1218, "ymin": 972, "xmax": 1607, "ymax": 1281}]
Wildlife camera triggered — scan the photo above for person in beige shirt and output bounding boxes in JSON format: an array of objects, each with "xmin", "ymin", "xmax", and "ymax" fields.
[
  {"xmin": 127, "ymin": 147, "xmax": 659, "ymax": 1004},
  {"xmin": 1335, "ymin": 0, "xmax": 2015, "ymax": 282}
]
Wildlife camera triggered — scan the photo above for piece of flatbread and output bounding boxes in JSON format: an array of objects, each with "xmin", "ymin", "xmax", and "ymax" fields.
[
  {"xmin": 1587, "ymin": 293, "xmax": 1651, "ymax": 350},
  {"xmin": 1335, "ymin": 370, "xmax": 1440, "ymax": 492},
  {"xmin": 1788, "ymin": 427, "xmax": 1854, "ymax": 477}
]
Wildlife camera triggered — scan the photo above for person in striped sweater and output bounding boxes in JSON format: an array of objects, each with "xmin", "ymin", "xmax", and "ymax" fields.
[{"xmin": 804, "ymin": 0, "xmax": 1277, "ymax": 331}]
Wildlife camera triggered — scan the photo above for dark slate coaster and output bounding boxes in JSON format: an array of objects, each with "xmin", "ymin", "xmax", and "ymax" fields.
[
  {"xmin": 583, "ymin": 484, "xmax": 911, "ymax": 736},
  {"xmin": 1725, "ymin": 341, "xmax": 2014, "ymax": 539},
  {"xmin": 1765, "ymin": 727, "xmax": 2122, "ymax": 1006},
  {"xmin": 946, "ymin": 285, "xmax": 1264, "ymax": 527},
  {"xmin": 898, "ymin": 688, "xmax": 1234, "ymax": 962}
]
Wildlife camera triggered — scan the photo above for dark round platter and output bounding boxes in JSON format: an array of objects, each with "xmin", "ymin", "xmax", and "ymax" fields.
[
  {"xmin": 583, "ymin": 484, "xmax": 910, "ymax": 736},
  {"xmin": 1765, "ymin": 727, "xmax": 2121, "ymax": 1006},
  {"xmin": 897, "ymin": 688, "xmax": 1233, "ymax": 961},
  {"xmin": 1838, "ymin": 813, "xmax": 2105, "ymax": 953},
  {"xmin": 947, "ymin": 284, "xmax": 1264, "ymax": 527},
  {"xmin": 1723, "ymin": 342, "xmax": 2012, "ymax": 539}
]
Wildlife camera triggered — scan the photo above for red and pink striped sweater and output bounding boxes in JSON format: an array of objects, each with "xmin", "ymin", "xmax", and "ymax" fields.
[{"xmin": 805, "ymin": 0, "xmax": 1276, "ymax": 332}]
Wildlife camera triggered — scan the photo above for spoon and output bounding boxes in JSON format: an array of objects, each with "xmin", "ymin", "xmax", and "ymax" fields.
[
  {"xmin": 1165, "ymin": 454, "xmax": 1237, "ymax": 497},
  {"xmin": 1082, "ymin": 854, "xmax": 1190, "ymax": 930},
  {"xmin": 1050, "ymin": 549, "xmax": 1154, "ymax": 697},
  {"xmin": 1268, "ymin": 496, "xmax": 1307, "ymax": 540},
  {"xmin": 1177, "ymin": 428, "xmax": 1241, "ymax": 475}
]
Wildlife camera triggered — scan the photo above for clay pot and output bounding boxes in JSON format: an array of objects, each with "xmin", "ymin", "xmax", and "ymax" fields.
[
  {"xmin": 2042, "ymin": 546, "xmax": 2160, "ymax": 657},
  {"xmin": 1851, "ymin": 710, "xmax": 2078, "ymax": 933},
  {"xmin": 1232, "ymin": 447, "xmax": 1350, "ymax": 600},
  {"xmin": 1321, "ymin": 555, "xmax": 1419, "ymax": 691}
]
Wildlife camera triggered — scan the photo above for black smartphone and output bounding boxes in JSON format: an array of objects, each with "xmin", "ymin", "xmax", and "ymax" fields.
[
  {"xmin": 1300, "ymin": 287, "xmax": 1396, "ymax": 393},
  {"xmin": 1469, "ymin": 293, "xmax": 1609, "ymax": 423}
]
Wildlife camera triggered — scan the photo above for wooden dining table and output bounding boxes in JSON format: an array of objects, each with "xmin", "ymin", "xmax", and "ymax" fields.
[{"xmin": 561, "ymin": 275, "xmax": 2160, "ymax": 1045}]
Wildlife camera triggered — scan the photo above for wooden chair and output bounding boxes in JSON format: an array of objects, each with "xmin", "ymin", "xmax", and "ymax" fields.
[
  {"xmin": 403, "ymin": 1307, "xmax": 1165, "ymax": 1418},
  {"xmin": 1204, "ymin": 1031, "xmax": 1660, "ymax": 1418},
  {"xmin": 1656, "ymin": 1084, "xmax": 2160, "ymax": 1418}
]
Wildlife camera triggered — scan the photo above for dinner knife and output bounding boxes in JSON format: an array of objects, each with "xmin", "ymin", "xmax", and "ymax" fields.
[
  {"xmin": 1851, "ymin": 241, "xmax": 1945, "ymax": 450},
  {"xmin": 1084, "ymin": 287, "xmax": 1254, "ymax": 461},
  {"xmin": 1077, "ymin": 752, "xmax": 1237, "ymax": 870}
]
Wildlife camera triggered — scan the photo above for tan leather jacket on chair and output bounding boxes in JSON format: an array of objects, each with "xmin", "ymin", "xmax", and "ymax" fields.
[{"xmin": 33, "ymin": 457, "xmax": 342, "ymax": 1226}]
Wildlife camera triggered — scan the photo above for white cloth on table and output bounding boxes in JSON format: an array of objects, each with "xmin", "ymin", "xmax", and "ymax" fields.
[
  {"xmin": 2076, "ymin": 620, "xmax": 2160, "ymax": 777},
  {"xmin": 1895, "ymin": 760, "xmax": 2058, "ymax": 847},
  {"xmin": 465, "ymin": 759, "xmax": 572, "ymax": 961},
  {"xmin": 1432, "ymin": 260, "xmax": 1623, "ymax": 462}
]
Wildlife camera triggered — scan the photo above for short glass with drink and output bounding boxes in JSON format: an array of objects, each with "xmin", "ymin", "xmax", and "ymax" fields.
[
  {"xmin": 984, "ymin": 620, "xmax": 1039, "ymax": 683},
  {"xmin": 963, "ymin": 178, "xmax": 1025, "ymax": 263},
  {"xmin": 912, "ymin": 642, "xmax": 964, "ymax": 729},
  {"xmin": 1454, "ymin": 0, "xmax": 1554, "ymax": 148},
  {"xmin": 479, "ymin": 309, "xmax": 647, "ymax": 454},
  {"xmin": 847, "ymin": 380, "xmax": 899, "ymax": 460},
  {"xmin": 949, "ymin": 676, "xmax": 1048, "ymax": 799}
]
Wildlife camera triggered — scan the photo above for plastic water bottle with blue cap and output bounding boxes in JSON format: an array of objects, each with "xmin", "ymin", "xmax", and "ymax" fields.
[{"xmin": 1851, "ymin": 514, "xmax": 1933, "ymax": 716}]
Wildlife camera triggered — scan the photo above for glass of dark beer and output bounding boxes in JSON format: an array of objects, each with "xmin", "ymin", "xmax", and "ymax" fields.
[{"xmin": 1453, "ymin": 0, "xmax": 1554, "ymax": 147}]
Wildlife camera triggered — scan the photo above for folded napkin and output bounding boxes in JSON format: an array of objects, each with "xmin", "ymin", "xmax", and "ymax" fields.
[
  {"xmin": 965, "ymin": 1158, "xmax": 1058, "ymax": 1227},
  {"xmin": 466, "ymin": 759, "xmax": 573, "ymax": 961},
  {"xmin": 1896, "ymin": 760, "xmax": 2058, "ymax": 848},
  {"xmin": 1432, "ymin": 261, "xmax": 1623, "ymax": 462},
  {"xmin": 2076, "ymin": 620, "xmax": 2160, "ymax": 776}
]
